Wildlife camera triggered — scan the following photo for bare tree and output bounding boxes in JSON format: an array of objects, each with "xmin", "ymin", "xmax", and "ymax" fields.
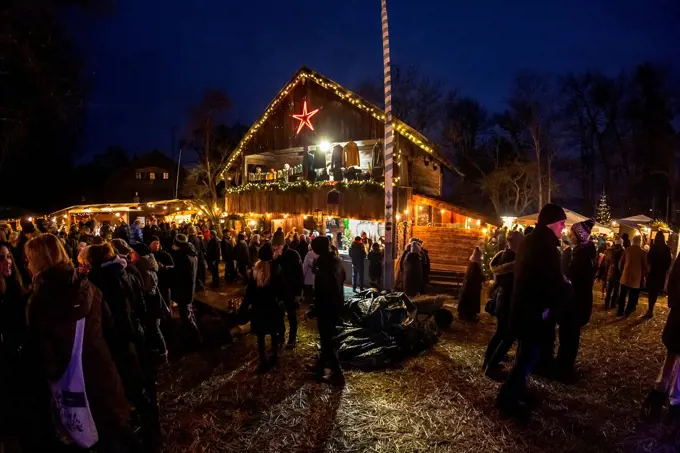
[
  {"xmin": 182, "ymin": 89, "xmax": 234, "ymax": 229},
  {"xmin": 481, "ymin": 160, "xmax": 539, "ymax": 216}
]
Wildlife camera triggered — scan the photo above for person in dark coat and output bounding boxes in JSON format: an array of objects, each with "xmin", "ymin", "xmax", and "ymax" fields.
[
  {"xmin": 498, "ymin": 204, "xmax": 571, "ymax": 415},
  {"xmin": 296, "ymin": 234, "xmax": 310, "ymax": 261},
  {"xmin": 187, "ymin": 226, "xmax": 206, "ymax": 292},
  {"xmin": 306, "ymin": 236, "xmax": 346, "ymax": 384},
  {"xmin": 604, "ymin": 238, "xmax": 624, "ymax": 310},
  {"xmin": 402, "ymin": 242, "xmax": 424, "ymax": 298},
  {"xmin": 221, "ymin": 230, "xmax": 236, "ymax": 282},
  {"xmin": 116, "ymin": 221, "xmax": 131, "ymax": 245},
  {"xmin": 206, "ymin": 230, "xmax": 221, "ymax": 288},
  {"xmin": 458, "ymin": 247, "xmax": 484, "ymax": 321},
  {"xmin": 149, "ymin": 235, "xmax": 174, "ymax": 315},
  {"xmin": 483, "ymin": 231, "xmax": 523, "ymax": 373},
  {"xmin": 240, "ymin": 243, "xmax": 284, "ymax": 373},
  {"xmin": 555, "ymin": 220, "xmax": 597, "ymax": 374},
  {"xmin": 13, "ymin": 218, "xmax": 35, "ymax": 285},
  {"xmin": 170, "ymin": 234, "xmax": 203, "ymax": 347},
  {"xmin": 130, "ymin": 219, "xmax": 143, "ymax": 245},
  {"xmin": 621, "ymin": 232, "xmax": 631, "ymax": 248},
  {"xmin": 368, "ymin": 243, "xmax": 383, "ymax": 291},
  {"xmin": 645, "ymin": 255, "xmax": 680, "ymax": 419},
  {"xmin": 349, "ymin": 236, "xmax": 366, "ymax": 292},
  {"xmin": 25, "ymin": 234, "xmax": 141, "ymax": 452},
  {"xmin": 272, "ymin": 229, "xmax": 304, "ymax": 347},
  {"xmin": 248, "ymin": 234, "xmax": 261, "ymax": 269},
  {"xmin": 645, "ymin": 232, "xmax": 672, "ymax": 318},
  {"xmin": 233, "ymin": 233, "xmax": 250, "ymax": 281}
]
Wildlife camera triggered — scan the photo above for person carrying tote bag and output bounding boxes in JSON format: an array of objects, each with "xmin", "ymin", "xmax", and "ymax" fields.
[{"xmin": 25, "ymin": 234, "xmax": 141, "ymax": 453}]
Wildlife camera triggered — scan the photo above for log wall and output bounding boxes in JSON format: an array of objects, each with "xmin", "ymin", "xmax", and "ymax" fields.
[{"xmin": 412, "ymin": 226, "xmax": 485, "ymax": 272}]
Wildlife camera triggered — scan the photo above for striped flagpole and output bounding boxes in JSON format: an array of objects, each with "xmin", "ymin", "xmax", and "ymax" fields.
[{"xmin": 381, "ymin": 0, "xmax": 395, "ymax": 290}]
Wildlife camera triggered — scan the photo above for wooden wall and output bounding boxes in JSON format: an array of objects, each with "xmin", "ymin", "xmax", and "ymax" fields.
[{"xmin": 412, "ymin": 226, "xmax": 484, "ymax": 273}]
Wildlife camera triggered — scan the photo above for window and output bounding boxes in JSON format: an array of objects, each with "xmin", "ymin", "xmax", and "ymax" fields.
[
  {"xmin": 135, "ymin": 172, "xmax": 143, "ymax": 180},
  {"xmin": 162, "ymin": 172, "xmax": 169, "ymax": 180},
  {"xmin": 149, "ymin": 172, "xmax": 156, "ymax": 180}
]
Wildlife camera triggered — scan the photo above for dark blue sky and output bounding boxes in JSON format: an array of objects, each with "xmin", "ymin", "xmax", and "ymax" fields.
[{"xmin": 77, "ymin": 0, "xmax": 679, "ymax": 158}]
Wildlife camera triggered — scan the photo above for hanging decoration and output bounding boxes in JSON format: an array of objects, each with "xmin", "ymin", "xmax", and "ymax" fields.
[{"xmin": 292, "ymin": 101, "xmax": 319, "ymax": 135}]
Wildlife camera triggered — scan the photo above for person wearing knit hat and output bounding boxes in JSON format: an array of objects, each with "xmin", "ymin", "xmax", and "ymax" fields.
[
  {"xmin": 130, "ymin": 242, "xmax": 151, "ymax": 257},
  {"xmin": 241, "ymin": 240, "xmax": 283, "ymax": 373},
  {"xmin": 497, "ymin": 202, "xmax": 572, "ymax": 415},
  {"xmin": 112, "ymin": 238, "xmax": 132, "ymax": 256},
  {"xmin": 555, "ymin": 219, "xmax": 597, "ymax": 375}
]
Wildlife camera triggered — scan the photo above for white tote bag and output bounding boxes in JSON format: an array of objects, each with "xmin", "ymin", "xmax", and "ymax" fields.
[{"xmin": 49, "ymin": 317, "xmax": 99, "ymax": 448}]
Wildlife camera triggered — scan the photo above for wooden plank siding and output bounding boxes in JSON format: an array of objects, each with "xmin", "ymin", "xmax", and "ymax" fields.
[{"xmin": 413, "ymin": 226, "xmax": 485, "ymax": 272}]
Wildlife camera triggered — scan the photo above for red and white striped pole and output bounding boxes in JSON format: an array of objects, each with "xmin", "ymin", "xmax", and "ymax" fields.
[{"xmin": 381, "ymin": 0, "xmax": 395, "ymax": 290}]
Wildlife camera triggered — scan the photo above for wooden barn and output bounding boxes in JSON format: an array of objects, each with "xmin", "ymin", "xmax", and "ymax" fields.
[{"xmin": 223, "ymin": 66, "xmax": 496, "ymax": 277}]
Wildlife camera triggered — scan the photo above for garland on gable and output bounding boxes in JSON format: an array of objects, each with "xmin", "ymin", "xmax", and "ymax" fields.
[{"xmin": 225, "ymin": 180, "xmax": 385, "ymax": 196}]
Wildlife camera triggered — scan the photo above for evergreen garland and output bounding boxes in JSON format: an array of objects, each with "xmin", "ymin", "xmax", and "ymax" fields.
[{"xmin": 225, "ymin": 179, "xmax": 385, "ymax": 196}]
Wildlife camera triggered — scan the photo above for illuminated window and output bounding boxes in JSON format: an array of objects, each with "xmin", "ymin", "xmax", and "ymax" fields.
[
  {"xmin": 135, "ymin": 172, "xmax": 142, "ymax": 180},
  {"xmin": 149, "ymin": 172, "xmax": 156, "ymax": 180},
  {"xmin": 162, "ymin": 172, "xmax": 169, "ymax": 180}
]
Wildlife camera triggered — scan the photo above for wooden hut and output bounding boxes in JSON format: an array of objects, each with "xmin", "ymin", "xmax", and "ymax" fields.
[{"xmin": 223, "ymin": 66, "xmax": 495, "ymax": 274}]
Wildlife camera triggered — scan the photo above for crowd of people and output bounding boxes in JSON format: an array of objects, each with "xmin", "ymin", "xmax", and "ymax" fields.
[
  {"xmin": 0, "ymin": 217, "xmax": 350, "ymax": 452},
  {"xmin": 471, "ymin": 204, "xmax": 679, "ymax": 421}
]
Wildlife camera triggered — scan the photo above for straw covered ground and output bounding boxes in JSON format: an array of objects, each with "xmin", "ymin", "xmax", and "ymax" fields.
[{"xmin": 157, "ymin": 290, "xmax": 679, "ymax": 453}]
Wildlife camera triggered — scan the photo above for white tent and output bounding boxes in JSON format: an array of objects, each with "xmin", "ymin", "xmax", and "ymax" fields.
[
  {"xmin": 516, "ymin": 209, "xmax": 612, "ymax": 234},
  {"xmin": 619, "ymin": 215, "xmax": 653, "ymax": 224}
]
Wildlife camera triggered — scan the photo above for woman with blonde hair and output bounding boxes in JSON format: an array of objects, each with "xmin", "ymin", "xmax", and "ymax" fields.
[
  {"xmin": 25, "ymin": 234, "xmax": 140, "ymax": 452},
  {"xmin": 239, "ymin": 242, "xmax": 283, "ymax": 374}
]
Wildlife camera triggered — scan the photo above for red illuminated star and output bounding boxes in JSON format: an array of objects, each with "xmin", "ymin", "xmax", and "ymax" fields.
[{"xmin": 292, "ymin": 101, "xmax": 319, "ymax": 135}]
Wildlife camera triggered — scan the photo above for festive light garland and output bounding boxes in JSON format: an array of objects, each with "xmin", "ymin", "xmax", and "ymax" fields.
[
  {"xmin": 225, "ymin": 179, "xmax": 385, "ymax": 195},
  {"xmin": 223, "ymin": 69, "xmax": 453, "ymax": 175}
]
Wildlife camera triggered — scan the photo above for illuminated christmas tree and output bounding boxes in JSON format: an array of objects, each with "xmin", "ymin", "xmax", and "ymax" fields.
[{"xmin": 595, "ymin": 190, "xmax": 612, "ymax": 225}]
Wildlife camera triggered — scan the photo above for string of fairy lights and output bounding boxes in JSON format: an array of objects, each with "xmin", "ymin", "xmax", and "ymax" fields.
[{"xmin": 222, "ymin": 69, "xmax": 452, "ymax": 177}]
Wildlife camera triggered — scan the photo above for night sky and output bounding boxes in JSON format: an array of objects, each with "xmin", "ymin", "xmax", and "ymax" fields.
[{"xmin": 76, "ymin": 0, "xmax": 680, "ymax": 159}]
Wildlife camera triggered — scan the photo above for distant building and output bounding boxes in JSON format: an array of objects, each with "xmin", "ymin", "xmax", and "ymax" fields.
[{"xmin": 109, "ymin": 150, "xmax": 185, "ymax": 202}]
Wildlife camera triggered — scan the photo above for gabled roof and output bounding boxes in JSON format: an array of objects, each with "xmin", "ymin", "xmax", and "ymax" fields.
[{"xmin": 225, "ymin": 66, "xmax": 459, "ymax": 174}]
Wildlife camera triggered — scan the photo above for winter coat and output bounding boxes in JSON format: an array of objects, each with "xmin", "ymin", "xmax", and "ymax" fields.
[
  {"xmin": 188, "ymin": 234, "xmax": 206, "ymax": 266},
  {"xmin": 221, "ymin": 238, "xmax": 234, "ymax": 262},
  {"xmin": 86, "ymin": 257, "xmax": 146, "ymax": 400},
  {"xmin": 248, "ymin": 242, "xmax": 260, "ymax": 267},
  {"xmin": 296, "ymin": 241, "xmax": 309, "ymax": 262},
  {"xmin": 240, "ymin": 278, "xmax": 283, "ymax": 335},
  {"xmin": 274, "ymin": 248, "xmax": 304, "ymax": 300},
  {"xmin": 562, "ymin": 241, "xmax": 597, "ymax": 328},
  {"xmin": 619, "ymin": 245, "xmax": 648, "ymax": 289},
  {"xmin": 171, "ymin": 243, "xmax": 198, "ymax": 305},
  {"xmin": 510, "ymin": 224, "xmax": 571, "ymax": 342},
  {"xmin": 458, "ymin": 261, "xmax": 483, "ymax": 317},
  {"xmin": 130, "ymin": 223, "xmax": 143, "ymax": 245},
  {"xmin": 234, "ymin": 240, "xmax": 250, "ymax": 267},
  {"xmin": 12, "ymin": 233, "xmax": 31, "ymax": 286},
  {"xmin": 490, "ymin": 249, "xmax": 516, "ymax": 322},
  {"xmin": 349, "ymin": 240, "xmax": 367, "ymax": 266},
  {"xmin": 133, "ymin": 254, "xmax": 167, "ymax": 319},
  {"xmin": 605, "ymin": 245, "xmax": 624, "ymax": 282},
  {"xmin": 402, "ymin": 252, "xmax": 424, "ymax": 298},
  {"xmin": 647, "ymin": 243, "xmax": 672, "ymax": 291},
  {"xmin": 313, "ymin": 252, "xmax": 346, "ymax": 320},
  {"xmin": 368, "ymin": 250, "xmax": 383, "ymax": 279},
  {"xmin": 153, "ymin": 249, "xmax": 174, "ymax": 310},
  {"xmin": 303, "ymin": 251, "xmax": 319, "ymax": 286},
  {"xmin": 662, "ymin": 257, "xmax": 680, "ymax": 353},
  {"xmin": 206, "ymin": 237, "xmax": 221, "ymax": 262},
  {"xmin": 561, "ymin": 246, "xmax": 573, "ymax": 276},
  {"xmin": 28, "ymin": 263, "xmax": 130, "ymax": 429}
]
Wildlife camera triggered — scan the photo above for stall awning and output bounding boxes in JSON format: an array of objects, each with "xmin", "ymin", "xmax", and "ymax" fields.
[{"xmin": 516, "ymin": 209, "xmax": 612, "ymax": 234}]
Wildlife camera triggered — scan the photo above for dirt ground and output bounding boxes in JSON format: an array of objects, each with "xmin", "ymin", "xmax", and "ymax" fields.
[{"xmin": 157, "ymin": 288, "xmax": 679, "ymax": 453}]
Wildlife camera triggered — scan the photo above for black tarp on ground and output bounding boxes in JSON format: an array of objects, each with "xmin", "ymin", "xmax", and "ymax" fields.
[{"xmin": 334, "ymin": 290, "xmax": 445, "ymax": 370}]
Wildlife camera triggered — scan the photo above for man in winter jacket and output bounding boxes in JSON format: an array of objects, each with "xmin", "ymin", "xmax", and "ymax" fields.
[
  {"xmin": 233, "ymin": 233, "xmax": 250, "ymax": 281},
  {"xmin": 206, "ymin": 230, "xmax": 221, "ymax": 288},
  {"xmin": 349, "ymin": 236, "xmax": 367, "ymax": 292},
  {"xmin": 617, "ymin": 235, "xmax": 648, "ymax": 317},
  {"xmin": 187, "ymin": 226, "xmax": 207, "ymax": 292},
  {"xmin": 645, "ymin": 255, "xmax": 680, "ymax": 419},
  {"xmin": 645, "ymin": 232, "xmax": 672, "ymax": 318},
  {"xmin": 498, "ymin": 203, "xmax": 571, "ymax": 415},
  {"xmin": 171, "ymin": 234, "xmax": 203, "ymax": 347},
  {"xmin": 307, "ymin": 236, "xmax": 346, "ymax": 384},
  {"xmin": 272, "ymin": 229, "xmax": 304, "ymax": 347},
  {"xmin": 604, "ymin": 238, "xmax": 624, "ymax": 310}
]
